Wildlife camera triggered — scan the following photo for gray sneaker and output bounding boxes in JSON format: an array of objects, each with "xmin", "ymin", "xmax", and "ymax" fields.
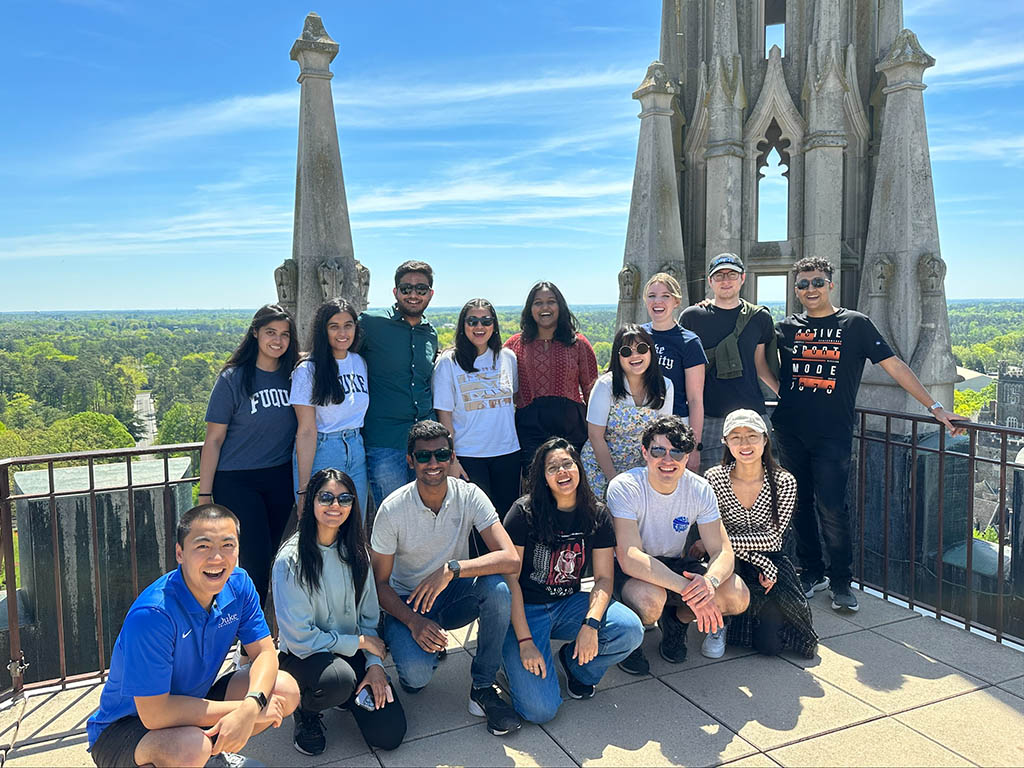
[
  {"xmin": 205, "ymin": 753, "xmax": 265, "ymax": 768},
  {"xmin": 800, "ymin": 573, "xmax": 829, "ymax": 599},
  {"xmin": 830, "ymin": 582, "xmax": 860, "ymax": 612}
]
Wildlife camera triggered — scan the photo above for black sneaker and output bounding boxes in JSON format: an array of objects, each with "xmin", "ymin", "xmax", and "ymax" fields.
[
  {"xmin": 468, "ymin": 684, "xmax": 522, "ymax": 736},
  {"xmin": 558, "ymin": 643, "xmax": 595, "ymax": 699},
  {"xmin": 830, "ymin": 581, "xmax": 860, "ymax": 612},
  {"xmin": 292, "ymin": 708, "xmax": 325, "ymax": 756},
  {"xmin": 617, "ymin": 645, "xmax": 650, "ymax": 676},
  {"xmin": 659, "ymin": 607, "xmax": 689, "ymax": 664},
  {"xmin": 205, "ymin": 754, "xmax": 265, "ymax": 767},
  {"xmin": 801, "ymin": 573, "xmax": 829, "ymax": 599}
]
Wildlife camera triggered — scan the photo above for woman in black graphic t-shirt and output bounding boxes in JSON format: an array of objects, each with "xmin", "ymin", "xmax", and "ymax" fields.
[
  {"xmin": 499, "ymin": 437, "xmax": 643, "ymax": 724},
  {"xmin": 199, "ymin": 303, "xmax": 299, "ymax": 605}
]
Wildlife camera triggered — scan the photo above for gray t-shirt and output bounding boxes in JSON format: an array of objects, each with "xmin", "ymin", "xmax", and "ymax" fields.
[
  {"xmin": 605, "ymin": 467, "xmax": 720, "ymax": 558},
  {"xmin": 370, "ymin": 477, "xmax": 499, "ymax": 595},
  {"xmin": 205, "ymin": 366, "xmax": 297, "ymax": 471}
]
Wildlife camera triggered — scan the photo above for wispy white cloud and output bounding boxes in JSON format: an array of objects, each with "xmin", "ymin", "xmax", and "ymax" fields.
[
  {"xmin": 930, "ymin": 38, "xmax": 1024, "ymax": 82},
  {"xmin": 931, "ymin": 134, "xmax": 1024, "ymax": 165},
  {"xmin": 353, "ymin": 203, "xmax": 629, "ymax": 231}
]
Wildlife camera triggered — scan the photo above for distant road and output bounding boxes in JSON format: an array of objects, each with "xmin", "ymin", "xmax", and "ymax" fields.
[{"xmin": 134, "ymin": 391, "xmax": 157, "ymax": 447}]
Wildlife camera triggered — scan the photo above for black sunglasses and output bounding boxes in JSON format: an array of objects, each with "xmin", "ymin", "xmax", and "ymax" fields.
[
  {"xmin": 316, "ymin": 491, "xmax": 355, "ymax": 507},
  {"xmin": 398, "ymin": 282, "xmax": 431, "ymax": 296},
  {"xmin": 619, "ymin": 342, "xmax": 651, "ymax": 358},
  {"xmin": 413, "ymin": 447, "xmax": 453, "ymax": 464},
  {"xmin": 795, "ymin": 277, "xmax": 829, "ymax": 290},
  {"xmin": 648, "ymin": 444, "xmax": 687, "ymax": 461},
  {"xmin": 465, "ymin": 316, "xmax": 494, "ymax": 327}
]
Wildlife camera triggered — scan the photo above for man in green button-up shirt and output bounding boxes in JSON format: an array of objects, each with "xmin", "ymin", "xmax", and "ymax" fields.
[{"xmin": 360, "ymin": 260, "xmax": 439, "ymax": 507}]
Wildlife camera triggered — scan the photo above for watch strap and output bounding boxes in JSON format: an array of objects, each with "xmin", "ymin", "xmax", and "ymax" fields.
[
  {"xmin": 245, "ymin": 691, "xmax": 268, "ymax": 710},
  {"xmin": 582, "ymin": 617, "xmax": 601, "ymax": 630},
  {"xmin": 447, "ymin": 559, "xmax": 461, "ymax": 576}
]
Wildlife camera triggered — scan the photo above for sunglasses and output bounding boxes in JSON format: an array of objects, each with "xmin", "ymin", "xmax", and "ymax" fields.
[
  {"xmin": 412, "ymin": 447, "xmax": 453, "ymax": 464},
  {"xmin": 619, "ymin": 342, "xmax": 651, "ymax": 358},
  {"xmin": 795, "ymin": 277, "xmax": 829, "ymax": 290},
  {"xmin": 648, "ymin": 444, "xmax": 687, "ymax": 461},
  {"xmin": 465, "ymin": 316, "xmax": 494, "ymax": 327},
  {"xmin": 398, "ymin": 282, "xmax": 431, "ymax": 296},
  {"xmin": 316, "ymin": 491, "xmax": 355, "ymax": 507}
]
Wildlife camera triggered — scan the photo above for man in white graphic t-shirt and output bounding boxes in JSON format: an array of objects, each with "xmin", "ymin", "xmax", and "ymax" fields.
[{"xmin": 607, "ymin": 415, "xmax": 749, "ymax": 674}]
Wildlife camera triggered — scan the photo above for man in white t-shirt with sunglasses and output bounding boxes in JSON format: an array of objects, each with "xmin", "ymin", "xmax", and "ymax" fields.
[{"xmin": 607, "ymin": 415, "xmax": 749, "ymax": 674}]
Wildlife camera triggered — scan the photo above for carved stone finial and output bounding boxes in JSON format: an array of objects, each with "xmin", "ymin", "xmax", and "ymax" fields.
[
  {"xmin": 618, "ymin": 263, "xmax": 641, "ymax": 302},
  {"xmin": 274, "ymin": 259, "xmax": 298, "ymax": 306},
  {"xmin": 658, "ymin": 262, "xmax": 683, "ymax": 285},
  {"xmin": 354, "ymin": 261, "xmax": 371, "ymax": 313},
  {"xmin": 918, "ymin": 253, "xmax": 946, "ymax": 294},
  {"xmin": 867, "ymin": 256, "xmax": 894, "ymax": 295},
  {"xmin": 301, "ymin": 12, "xmax": 334, "ymax": 43},
  {"xmin": 290, "ymin": 11, "xmax": 339, "ymax": 62},
  {"xmin": 876, "ymin": 28, "xmax": 934, "ymax": 74},
  {"xmin": 317, "ymin": 259, "xmax": 345, "ymax": 301},
  {"xmin": 633, "ymin": 61, "xmax": 676, "ymax": 99}
]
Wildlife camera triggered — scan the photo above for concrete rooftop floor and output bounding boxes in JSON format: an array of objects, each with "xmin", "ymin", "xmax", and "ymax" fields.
[{"xmin": 1, "ymin": 589, "xmax": 1022, "ymax": 767}]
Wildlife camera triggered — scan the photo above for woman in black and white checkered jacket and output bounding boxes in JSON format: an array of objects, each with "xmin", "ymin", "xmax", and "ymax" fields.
[{"xmin": 699, "ymin": 409, "xmax": 818, "ymax": 658}]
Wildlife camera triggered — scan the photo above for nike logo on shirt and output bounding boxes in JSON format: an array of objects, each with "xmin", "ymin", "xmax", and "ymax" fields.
[{"xmin": 182, "ymin": 629, "xmax": 192, "ymax": 639}]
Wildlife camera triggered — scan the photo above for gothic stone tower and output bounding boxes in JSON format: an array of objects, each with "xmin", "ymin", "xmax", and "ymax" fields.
[{"xmin": 617, "ymin": 0, "xmax": 956, "ymax": 417}]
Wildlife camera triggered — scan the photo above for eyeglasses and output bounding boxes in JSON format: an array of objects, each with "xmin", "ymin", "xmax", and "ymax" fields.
[
  {"xmin": 648, "ymin": 444, "xmax": 687, "ymax": 461},
  {"xmin": 398, "ymin": 282, "xmax": 431, "ymax": 296},
  {"xmin": 619, "ymin": 342, "xmax": 651, "ymax": 358},
  {"xmin": 795, "ymin": 277, "xmax": 829, "ymax": 290},
  {"xmin": 724, "ymin": 433, "xmax": 766, "ymax": 447},
  {"xmin": 710, "ymin": 271, "xmax": 741, "ymax": 283},
  {"xmin": 544, "ymin": 459, "xmax": 578, "ymax": 476},
  {"xmin": 465, "ymin": 316, "xmax": 494, "ymax": 327},
  {"xmin": 316, "ymin": 491, "xmax": 355, "ymax": 507},
  {"xmin": 412, "ymin": 447, "xmax": 453, "ymax": 464}
]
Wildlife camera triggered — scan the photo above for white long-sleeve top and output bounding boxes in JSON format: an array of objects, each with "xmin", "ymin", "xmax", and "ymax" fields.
[{"xmin": 272, "ymin": 533, "xmax": 383, "ymax": 668}]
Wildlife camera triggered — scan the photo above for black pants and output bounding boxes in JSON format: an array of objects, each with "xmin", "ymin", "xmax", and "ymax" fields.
[
  {"xmin": 213, "ymin": 462, "xmax": 293, "ymax": 605},
  {"xmin": 278, "ymin": 650, "xmax": 407, "ymax": 751},
  {"xmin": 460, "ymin": 452, "xmax": 521, "ymax": 520},
  {"xmin": 514, "ymin": 396, "xmax": 587, "ymax": 473},
  {"xmin": 774, "ymin": 429, "xmax": 853, "ymax": 585},
  {"xmin": 752, "ymin": 598, "xmax": 785, "ymax": 656}
]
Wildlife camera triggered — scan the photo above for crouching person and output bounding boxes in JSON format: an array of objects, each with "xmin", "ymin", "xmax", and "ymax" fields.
[
  {"xmin": 87, "ymin": 504, "xmax": 299, "ymax": 768},
  {"xmin": 273, "ymin": 469, "xmax": 407, "ymax": 757},
  {"xmin": 502, "ymin": 438, "xmax": 643, "ymax": 723}
]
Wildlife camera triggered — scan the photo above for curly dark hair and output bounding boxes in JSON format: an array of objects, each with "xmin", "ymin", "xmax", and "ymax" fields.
[
  {"xmin": 791, "ymin": 257, "xmax": 834, "ymax": 280},
  {"xmin": 406, "ymin": 419, "xmax": 453, "ymax": 456},
  {"xmin": 641, "ymin": 415, "xmax": 695, "ymax": 453},
  {"xmin": 305, "ymin": 299, "xmax": 361, "ymax": 406},
  {"xmin": 519, "ymin": 281, "xmax": 579, "ymax": 346},
  {"xmin": 522, "ymin": 437, "xmax": 604, "ymax": 544},
  {"xmin": 394, "ymin": 260, "xmax": 434, "ymax": 287}
]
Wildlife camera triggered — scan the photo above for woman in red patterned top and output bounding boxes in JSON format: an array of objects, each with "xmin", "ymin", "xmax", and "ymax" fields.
[{"xmin": 504, "ymin": 281, "xmax": 598, "ymax": 473}]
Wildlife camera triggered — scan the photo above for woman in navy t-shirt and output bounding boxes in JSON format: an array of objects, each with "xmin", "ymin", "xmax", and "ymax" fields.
[{"xmin": 199, "ymin": 303, "xmax": 299, "ymax": 605}]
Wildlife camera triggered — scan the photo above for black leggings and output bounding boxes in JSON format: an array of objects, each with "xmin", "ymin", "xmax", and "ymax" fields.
[
  {"xmin": 752, "ymin": 598, "xmax": 785, "ymax": 656},
  {"xmin": 278, "ymin": 650, "xmax": 407, "ymax": 751},
  {"xmin": 212, "ymin": 462, "xmax": 293, "ymax": 605},
  {"xmin": 460, "ymin": 452, "xmax": 521, "ymax": 520}
]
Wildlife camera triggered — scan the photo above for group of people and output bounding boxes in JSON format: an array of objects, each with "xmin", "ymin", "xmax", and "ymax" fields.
[{"xmin": 86, "ymin": 256, "xmax": 964, "ymax": 767}]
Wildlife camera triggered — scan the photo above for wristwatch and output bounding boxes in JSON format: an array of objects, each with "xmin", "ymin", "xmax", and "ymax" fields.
[
  {"xmin": 245, "ymin": 691, "xmax": 268, "ymax": 710},
  {"xmin": 707, "ymin": 575, "xmax": 720, "ymax": 589},
  {"xmin": 447, "ymin": 559, "xmax": 461, "ymax": 578},
  {"xmin": 928, "ymin": 401, "xmax": 943, "ymax": 412},
  {"xmin": 582, "ymin": 617, "xmax": 601, "ymax": 630}
]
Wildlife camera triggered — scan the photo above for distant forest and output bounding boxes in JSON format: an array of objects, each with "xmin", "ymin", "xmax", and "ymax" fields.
[{"xmin": 1, "ymin": 300, "xmax": 1021, "ymax": 458}]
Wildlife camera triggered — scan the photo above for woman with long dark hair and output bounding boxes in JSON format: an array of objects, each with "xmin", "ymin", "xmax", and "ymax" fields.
[
  {"xmin": 199, "ymin": 303, "xmax": 298, "ymax": 604},
  {"xmin": 579, "ymin": 324, "xmax": 673, "ymax": 497},
  {"xmin": 291, "ymin": 299, "xmax": 370, "ymax": 515},
  {"xmin": 697, "ymin": 409, "xmax": 817, "ymax": 659},
  {"xmin": 273, "ymin": 468, "xmax": 407, "ymax": 756},
  {"xmin": 433, "ymin": 298, "xmax": 520, "ymax": 518},
  {"xmin": 500, "ymin": 438, "xmax": 643, "ymax": 724},
  {"xmin": 504, "ymin": 282, "xmax": 598, "ymax": 473}
]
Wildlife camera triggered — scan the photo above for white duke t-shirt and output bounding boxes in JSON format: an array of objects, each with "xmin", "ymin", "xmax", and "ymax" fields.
[
  {"xmin": 289, "ymin": 354, "xmax": 369, "ymax": 433},
  {"xmin": 605, "ymin": 466, "xmax": 720, "ymax": 558},
  {"xmin": 432, "ymin": 349, "xmax": 519, "ymax": 458}
]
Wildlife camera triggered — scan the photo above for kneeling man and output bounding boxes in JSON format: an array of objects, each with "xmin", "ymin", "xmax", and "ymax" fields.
[
  {"xmin": 87, "ymin": 504, "xmax": 299, "ymax": 768},
  {"xmin": 608, "ymin": 415, "xmax": 749, "ymax": 674}
]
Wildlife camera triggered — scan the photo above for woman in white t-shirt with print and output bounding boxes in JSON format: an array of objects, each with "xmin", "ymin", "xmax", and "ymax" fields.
[
  {"xmin": 580, "ymin": 324, "xmax": 673, "ymax": 497},
  {"xmin": 292, "ymin": 298, "xmax": 370, "ymax": 518},
  {"xmin": 433, "ymin": 298, "xmax": 520, "ymax": 519}
]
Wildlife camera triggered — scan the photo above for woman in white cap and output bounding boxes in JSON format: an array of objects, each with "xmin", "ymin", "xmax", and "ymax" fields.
[{"xmin": 696, "ymin": 409, "xmax": 817, "ymax": 658}]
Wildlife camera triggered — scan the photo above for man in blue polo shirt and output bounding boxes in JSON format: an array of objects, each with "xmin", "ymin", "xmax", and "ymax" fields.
[{"xmin": 87, "ymin": 504, "xmax": 299, "ymax": 767}]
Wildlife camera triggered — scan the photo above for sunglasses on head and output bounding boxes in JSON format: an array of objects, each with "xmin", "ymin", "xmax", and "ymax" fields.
[
  {"xmin": 648, "ymin": 444, "xmax": 687, "ymax": 461},
  {"xmin": 412, "ymin": 447, "xmax": 453, "ymax": 464},
  {"xmin": 316, "ymin": 491, "xmax": 355, "ymax": 507},
  {"xmin": 795, "ymin": 277, "xmax": 829, "ymax": 290},
  {"xmin": 465, "ymin": 316, "xmax": 494, "ymax": 327},
  {"xmin": 398, "ymin": 282, "xmax": 431, "ymax": 296},
  {"xmin": 619, "ymin": 342, "xmax": 651, "ymax": 358}
]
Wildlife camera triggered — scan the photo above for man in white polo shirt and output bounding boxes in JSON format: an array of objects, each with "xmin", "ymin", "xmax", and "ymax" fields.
[
  {"xmin": 370, "ymin": 420, "xmax": 523, "ymax": 737},
  {"xmin": 607, "ymin": 415, "xmax": 749, "ymax": 674}
]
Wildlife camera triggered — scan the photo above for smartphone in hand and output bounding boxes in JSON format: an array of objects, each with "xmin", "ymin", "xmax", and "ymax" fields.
[{"xmin": 354, "ymin": 688, "xmax": 375, "ymax": 711}]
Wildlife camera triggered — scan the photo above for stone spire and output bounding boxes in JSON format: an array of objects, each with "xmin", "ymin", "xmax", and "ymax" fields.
[
  {"xmin": 857, "ymin": 28, "xmax": 955, "ymax": 420},
  {"xmin": 703, "ymin": 0, "xmax": 745, "ymax": 281},
  {"xmin": 617, "ymin": 62, "xmax": 688, "ymax": 326},
  {"xmin": 802, "ymin": 0, "xmax": 848, "ymax": 298},
  {"xmin": 276, "ymin": 12, "xmax": 369, "ymax": 347}
]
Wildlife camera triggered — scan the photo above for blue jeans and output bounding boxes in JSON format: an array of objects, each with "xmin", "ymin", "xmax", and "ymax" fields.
[
  {"xmin": 501, "ymin": 593, "xmax": 643, "ymax": 723},
  {"xmin": 382, "ymin": 575, "xmax": 511, "ymax": 691},
  {"xmin": 365, "ymin": 446, "xmax": 414, "ymax": 508},
  {"xmin": 293, "ymin": 429, "xmax": 369, "ymax": 521}
]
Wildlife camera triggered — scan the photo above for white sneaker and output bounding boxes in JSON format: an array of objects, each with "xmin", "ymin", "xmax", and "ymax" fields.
[
  {"xmin": 205, "ymin": 753, "xmax": 265, "ymax": 767},
  {"xmin": 701, "ymin": 626, "xmax": 726, "ymax": 659}
]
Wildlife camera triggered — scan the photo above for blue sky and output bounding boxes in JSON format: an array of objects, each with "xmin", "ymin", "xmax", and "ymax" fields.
[{"xmin": 1, "ymin": 0, "xmax": 1022, "ymax": 311}]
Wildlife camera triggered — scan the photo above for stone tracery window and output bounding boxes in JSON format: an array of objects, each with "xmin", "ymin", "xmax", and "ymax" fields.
[{"xmin": 756, "ymin": 118, "xmax": 791, "ymax": 242}]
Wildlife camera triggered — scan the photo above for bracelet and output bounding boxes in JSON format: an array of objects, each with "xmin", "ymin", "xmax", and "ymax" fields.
[
  {"xmin": 517, "ymin": 636, "xmax": 533, "ymax": 645},
  {"xmin": 198, "ymin": 493, "xmax": 212, "ymax": 497},
  {"xmin": 297, "ymin": 489, "xmax": 307, "ymax": 495}
]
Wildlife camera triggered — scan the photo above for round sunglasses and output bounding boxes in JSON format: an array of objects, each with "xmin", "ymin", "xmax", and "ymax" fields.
[
  {"xmin": 619, "ymin": 342, "xmax": 651, "ymax": 358},
  {"xmin": 795, "ymin": 277, "xmax": 829, "ymax": 290},
  {"xmin": 315, "ymin": 491, "xmax": 355, "ymax": 507}
]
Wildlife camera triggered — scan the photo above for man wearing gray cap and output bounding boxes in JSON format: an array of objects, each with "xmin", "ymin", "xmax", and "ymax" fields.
[{"xmin": 681, "ymin": 254, "xmax": 780, "ymax": 472}]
